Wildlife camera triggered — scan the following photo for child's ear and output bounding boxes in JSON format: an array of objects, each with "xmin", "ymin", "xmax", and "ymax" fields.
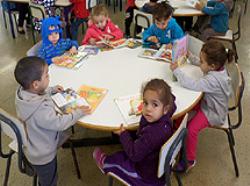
[
  {"xmin": 210, "ymin": 64, "xmax": 217, "ymax": 71},
  {"xmin": 31, "ymin": 80, "xmax": 40, "ymax": 90},
  {"xmin": 163, "ymin": 105, "xmax": 170, "ymax": 114}
]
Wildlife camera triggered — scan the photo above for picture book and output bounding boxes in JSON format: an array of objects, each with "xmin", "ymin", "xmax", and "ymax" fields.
[
  {"xmin": 114, "ymin": 94, "xmax": 143, "ymax": 125},
  {"xmin": 78, "ymin": 45, "xmax": 99, "ymax": 55},
  {"xmin": 96, "ymin": 38, "xmax": 127, "ymax": 51},
  {"xmin": 126, "ymin": 39, "xmax": 142, "ymax": 49},
  {"xmin": 51, "ymin": 89, "xmax": 90, "ymax": 114},
  {"xmin": 53, "ymin": 52, "xmax": 88, "ymax": 69},
  {"xmin": 138, "ymin": 44, "xmax": 172, "ymax": 62},
  {"xmin": 172, "ymin": 35, "xmax": 188, "ymax": 66},
  {"xmin": 77, "ymin": 85, "xmax": 108, "ymax": 113}
]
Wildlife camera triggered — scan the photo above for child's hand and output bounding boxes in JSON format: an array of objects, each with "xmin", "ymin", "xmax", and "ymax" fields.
[
  {"xmin": 78, "ymin": 105, "xmax": 92, "ymax": 115},
  {"xmin": 166, "ymin": 43, "xmax": 172, "ymax": 49},
  {"xmin": 54, "ymin": 85, "xmax": 64, "ymax": 93},
  {"xmin": 148, "ymin": 36, "xmax": 159, "ymax": 43},
  {"xmin": 102, "ymin": 34, "xmax": 114, "ymax": 41},
  {"xmin": 195, "ymin": 2, "xmax": 203, "ymax": 10},
  {"xmin": 170, "ymin": 62, "xmax": 179, "ymax": 71},
  {"xmin": 69, "ymin": 46, "xmax": 78, "ymax": 55},
  {"xmin": 113, "ymin": 124, "xmax": 126, "ymax": 135},
  {"xmin": 89, "ymin": 38, "xmax": 96, "ymax": 45}
]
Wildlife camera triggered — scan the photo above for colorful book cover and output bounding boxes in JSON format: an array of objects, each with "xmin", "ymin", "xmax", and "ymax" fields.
[
  {"xmin": 172, "ymin": 35, "xmax": 188, "ymax": 66},
  {"xmin": 114, "ymin": 94, "xmax": 143, "ymax": 125},
  {"xmin": 80, "ymin": 45, "xmax": 99, "ymax": 55},
  {"xmin": 77, "ymin": 85, "xmax": 108, "ymax": 113},
  {"xmin": 126, "ymin": 39, "xmax": 142, "ymax": 49},
  {"xmin": 53, "ymin": 52, "xmax": 88, "ymax": 69},
  {"xmin": 96, "ymin": 38, "xmax": 127, "ymax": 51},
  {"xmin": 51, "ymin": 89, "xmax": 89, "ymax": 114},
  {"xmin": 138, "ymin": 44, "xmax": 172, "ymax": 62}
]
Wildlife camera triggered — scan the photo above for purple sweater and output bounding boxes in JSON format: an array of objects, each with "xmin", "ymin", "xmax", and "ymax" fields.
[{"xmin": 119, "ymin": 100, "xmax": 176, "ymax": 184}]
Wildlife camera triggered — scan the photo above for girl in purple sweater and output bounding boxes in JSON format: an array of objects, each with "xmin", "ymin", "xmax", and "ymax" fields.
[{"xmin": 93, "ymin": 79, "xmax": 176, "ymax": 186}]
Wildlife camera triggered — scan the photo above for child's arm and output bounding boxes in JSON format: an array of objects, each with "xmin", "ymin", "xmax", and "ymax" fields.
[
  {"xmin": 38, "ymin": 47, "xmax": 53, "ymax": 65},
  {"xmin": 187, "ymin": 51, "xmax": 200, "ymax": 66},
  {"xmin": 142, "ymin": 25, "xmax": 156, "ymax": 43},
  {"xmin": 201, "ymin": 3, "xmax": 225, "ymax": 15},
  {"xmin": 170, "ymin": 66, "xmax": 217, "ymax": 93},
  {"xmin": 82, "ymin": 28, "xmax": 100, "ymax": 45},
  {"xmin": 106, "ymin": 21, "xmax": 123, "ymax": 40}
]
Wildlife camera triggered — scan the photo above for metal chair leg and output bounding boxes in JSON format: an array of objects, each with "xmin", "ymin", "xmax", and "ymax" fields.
[
  {"xmin": 226, "ymin": 130, "xmax": 239, "ymax": 177},
  {"xmin": 229, "ymin": 128, "xmax": 235, "ymax": 146},
  {"xmin": 3, "ymin": 151, "xmax": 15, "ymax": 186},
  {"xmin": 71, "ymin": 126, "xmax": 75, "ymax": 134},
  {"xmin": 33, "ymin": 175, "xmax": 37, "ymax": 186},
  {"xmin": 174, "ymin": 172, "xmax": 183, "ymax": 186},
  {"xmin": 69, "ymin": 140, "xmax": 81, "ymax": 179},
  {"xmin": 2, "ymin": 9, "xmax": 7, "ymax": 29},
  {"xmin": 108, "ymin": 176, "xmax": 113, "ymax": 186}
]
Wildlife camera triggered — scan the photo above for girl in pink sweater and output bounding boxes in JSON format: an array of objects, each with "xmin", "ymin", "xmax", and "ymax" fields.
[{"xmin": 82, "ymin": 5, "xmax": 123, "ymax": 45}]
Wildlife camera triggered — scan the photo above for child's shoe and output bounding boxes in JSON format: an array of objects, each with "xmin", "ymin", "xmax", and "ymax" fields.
[
  {"xmin": 174, "ymin": 160, "xmax": 196, "ymax": 173},
  {"xmin": 93, "ymin": 147, "xmax": 106, "ymax": 173}
]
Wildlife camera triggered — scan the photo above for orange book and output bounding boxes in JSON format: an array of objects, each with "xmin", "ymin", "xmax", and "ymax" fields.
[{"xmin": 77, "ymin": 85, "xmax": 108, "ymax": 113}]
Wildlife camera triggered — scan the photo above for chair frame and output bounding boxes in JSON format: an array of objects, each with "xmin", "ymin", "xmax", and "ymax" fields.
[
  {"xmin": 133, "ymin": 10, "xmax": 152, "ymax": 38},
  {"xmin": 211, "ymin": 69, "xmax": 245, "ymax": 177},
  {"xmin": 0, "ymin": 112, "xmax": 37, "ymax": 186}
]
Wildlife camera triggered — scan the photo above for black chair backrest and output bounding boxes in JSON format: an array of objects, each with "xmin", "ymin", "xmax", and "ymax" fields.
[{"xmin": 233, "ymin": 5, "xmax": 243, "ymax": 41}]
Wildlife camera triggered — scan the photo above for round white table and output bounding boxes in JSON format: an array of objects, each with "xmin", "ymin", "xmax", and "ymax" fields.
[
  {"xmin": 135, "ymin": 0, "xmax": 204, "ymax": 16},
  {"xmin": 49, "ymin": 47, "xmax": 203, "ymax": 131}
]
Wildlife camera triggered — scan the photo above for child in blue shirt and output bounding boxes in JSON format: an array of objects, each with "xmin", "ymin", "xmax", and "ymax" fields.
[
  {"xmin": 194, "ymin": 0, "xmax": 230, "ymax": 41},
  {"xmin": 38, "ymin": 17, "xmax": 78, "ymax": 65},
  {"xmin": 143, "ymin": 2, "xmax": 184, "ymax": 48}
]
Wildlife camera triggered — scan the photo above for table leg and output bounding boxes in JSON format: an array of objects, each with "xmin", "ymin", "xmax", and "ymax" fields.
[{"xmin": 7, "ymin": 4, "xmax": 16, "ymax": 39}]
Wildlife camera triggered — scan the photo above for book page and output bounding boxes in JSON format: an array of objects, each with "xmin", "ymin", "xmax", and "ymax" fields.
[
  {"xmin": 114, "ymin": 94, "xmax": 143, "ymax": 125},
  {"xmin": 172, "ymin": 35, "xmax": 188, "ymax": 66},
  {"xmin": 78, "ymin": 85, "xmax": 108, "ymax": 113}
]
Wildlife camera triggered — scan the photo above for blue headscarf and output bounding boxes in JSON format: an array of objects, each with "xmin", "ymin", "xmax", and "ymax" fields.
[{"xmin": 41, "ymin": 16, "xmax": 63, "ymax": 45}]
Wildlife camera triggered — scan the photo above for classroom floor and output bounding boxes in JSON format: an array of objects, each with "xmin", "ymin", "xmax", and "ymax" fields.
[{"xmin": 0, "ymin": 1, "xmax": 250, "ymax": 186}]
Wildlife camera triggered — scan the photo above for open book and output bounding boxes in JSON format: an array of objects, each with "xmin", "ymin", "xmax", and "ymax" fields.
[
  {"xmin": 96, "ymin": 38, "xmax": 127, "ymax": 51},
  {"xmin": 78, "ymin": 45, "xmax": 99, "ymax": 55},
  {"xmin": 53, "ymin": 52, "xmax": 88, "ymax": 69},
  {"xmin": 77, "ymin": 85, "xmax": 108, "ymax": 113},
  {"xmin": 114, "ymin": 94, "xmax": 143, "ymax": 125},
  {"xmin": 51, "ymin": 89, "xmax": 90, "ymax": 114},
  {"xmin": 138, "ymin": 44, "xmax": 172, "ymax": 62},
  {"xmin": 172, "ymin": 35, "xmax": 188, "ymax": 66}
]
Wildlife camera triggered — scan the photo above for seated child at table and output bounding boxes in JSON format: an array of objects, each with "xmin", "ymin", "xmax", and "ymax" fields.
[
  {"xmin": 170, "ymin": 40, "xmax": 233, "ymax": 172},
  {"xmin": 14, "ymin": 56, "xmax": 91, "ymax": 186},
  {"xmin": 194, "ymin": 0, "xmax": 231, "ymax": 41},
  {"xmin": 141, "ymin": 0, "xmax": 158, "ymax": 14},
  {"xmin": 93, "ymin": 78, "xmax": 177, "ymax": 185},
  {"xmin": 38, "ymin": 17, "xmax": 79, "ymax": 65},
  {"xmin": 82, "ymin": 4, "xmax": 123, "ymax": 45},
  {"xmin": 143, "ymin": 2, "xmax": 184, "ymax": 48},
  {"xmin": 70, "ymin": 0, "xmax": 90, "ymax": 40}
]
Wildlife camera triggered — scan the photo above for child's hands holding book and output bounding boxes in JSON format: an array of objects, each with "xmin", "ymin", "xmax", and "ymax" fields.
[
  {"xmin": 195, "ymin": 2, "xmax": 203, "ymax": 10},
  {"xmin": 113, "ymin": 124, "xmax": 126, "ymax": 135},
  {"xmin": 89, "ymin": 38, "xmax": 97, "ymax": 45},
  {"xmin": 170, "ymin": 62, "xmax": 179, "ymax": 71},
  {"xmin": 53, "ymin": 85, "xmax": 64, "ymax": 93},
  {"xmin": 101, "ymin": 34, "xmax": 114, "ymax": 41},
  {"xmin": 69, "ymin": 46, "xmax": 78, "ymax": 55},
  {"xmin": 148, "ymin": 36, "xmax": 159, "ymax": 44},
  {"xmin": 78, "ymin": 105, "xmax": 92, "ymax": 115}
]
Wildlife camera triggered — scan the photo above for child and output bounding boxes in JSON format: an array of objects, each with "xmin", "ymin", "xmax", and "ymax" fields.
[
  {"xmin": 143, "ymin": 2, "xmax": 184, "ymax": 48},
  {"xmin": 38, "ymin": 17, "xmax": 79, "ymax": 65},
  {"xmin": 14, "ymin": 56, "xmax": 91, "ymax": 186},
  {"xmin": 82, "ymin": 5, "xmax": 123, "ymax": 45},
  {"xmin": 170, "ymin": 40, "xmax": 233, "ymax": 172},
  {"xmin": 141, "ymin": 0, "xmax": 158, "ymax": 14},
  {"xmin": 93, "ymin": 79, "xmax": 177, "ymax": 185},
  {"xmin": 194, "ymin": 0, "xmax": 231, "ymax": 41},
  {"xmin": 70, "ymin": 0, "xmax": 90, "ymax": 40},
  {"xmin": 124, "ymin": 0, "xmax": 138, "ymax": 38}
]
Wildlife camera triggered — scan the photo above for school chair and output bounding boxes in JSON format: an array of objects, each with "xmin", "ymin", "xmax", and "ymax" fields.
[
  {"xmin": 208, "ymin": 5, "xmax": 243, "ymax": 62},
  {"xmin": 26, "ymin": 41, "xmax": 42, "ymax": 56},
  {"xmin": 210, "ymin": 62, "xmax": 245, "ymax": 177},
  {"xmin": 244, "ymin": 0, "xmax": 248, "ymax": 14},
  {"xmin": 29, "ymin": 2, "xmax": 46, "ymax": 44},
  {"xmin": 133, "ymin": 9, "xmax": 153, "ymax": 38},
  {"xmin": 107, "ymin": 114, "xmax": 189, "ymax": 186},
  {"xmin": 1, "ymin": 0, "xmax": 19, "ymax": 39},
  {"xmin": 0, "ymin": 108, "xmax": 82, "ymax": 186}
]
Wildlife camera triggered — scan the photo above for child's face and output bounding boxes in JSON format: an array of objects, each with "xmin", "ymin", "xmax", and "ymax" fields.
[
  {"xmin": 155, "ymin": 17, "xmax": 171, "ymax": 30},
  {"xmin": 48, "ymin": 26, "xmax": 59, "ymax": 45},
  {"xmin": 93, "ymin": 15, "xmax": 108, "ymax": 30},
  {"xmin": 142, "ymin": 90, "xmax": 168, "ymax": 123},
  {"xmin": 33, "ymin": 64, "xmax": 50, "ymax": 94},
  {"xmin": 199, "ymin": 52, "xmax": 216, "ymax": 73}
]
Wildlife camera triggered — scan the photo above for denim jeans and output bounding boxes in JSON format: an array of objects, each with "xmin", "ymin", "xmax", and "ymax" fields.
[{"xmin": 70, "ymin": 18, "xmax": 88, "ymax": 40}]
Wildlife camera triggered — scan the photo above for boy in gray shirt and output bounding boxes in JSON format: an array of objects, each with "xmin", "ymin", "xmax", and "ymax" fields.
[{"xmin": 14, "ymin": 56, "xmax": 91, "ymax": 186}]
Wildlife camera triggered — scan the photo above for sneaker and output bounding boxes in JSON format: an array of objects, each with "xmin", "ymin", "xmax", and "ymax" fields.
[
  {"xmin": 93, "ymin": 147, "xmax": 106, "ymax": 173},
  {"xmin": 174, "ymin": 160, "xmax": 196, "ymax": 173}
]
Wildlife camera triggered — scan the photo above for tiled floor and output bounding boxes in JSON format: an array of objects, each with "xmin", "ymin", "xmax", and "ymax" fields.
[{"xmin": 0, "ymin": 1, "xmax": 250, "ymax": 186}]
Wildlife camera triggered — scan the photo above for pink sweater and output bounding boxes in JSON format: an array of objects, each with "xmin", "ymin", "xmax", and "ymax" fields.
[{"xmin": 82, "ymin": 19, "xmax": 123, "ymax": 45}]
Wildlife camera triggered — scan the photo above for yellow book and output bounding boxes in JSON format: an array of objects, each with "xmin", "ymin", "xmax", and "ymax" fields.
[{"xmin": 77, "ymin": 85, "xmax": 108, "ymax": 113}]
